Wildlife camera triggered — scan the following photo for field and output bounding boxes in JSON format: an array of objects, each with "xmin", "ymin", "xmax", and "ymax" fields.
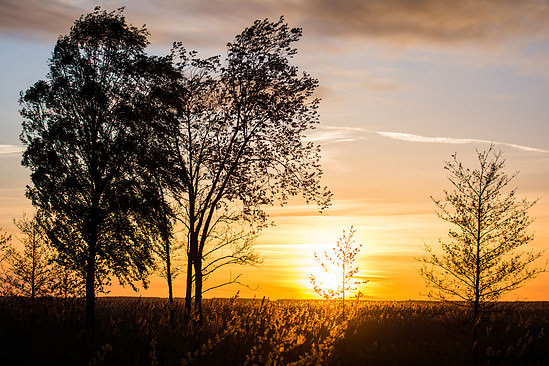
[{"xmin": 1, "ymin": 297, "xmax": 549, "ymax": 365}]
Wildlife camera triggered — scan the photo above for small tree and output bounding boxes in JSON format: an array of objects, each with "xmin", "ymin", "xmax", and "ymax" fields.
[
  {"xmin": 0, "ymin": 214, "xmax": 83, "ymax": 299},
  {"xmin": 2, "ymin": 214, "xmax": 56, "ymax": 298},
  {"xmin": 420, "ymin": 146, "xmax": 544, "ymax": 352},
  {"xmin": 309, "ymin": 226, "xmax": 364, "ymax": 319},
  {"xmin": 0, "ymin": 229, "xmax": 13, "ymax": 295},
  {"xmin": 0, "ymin": 229, "xmax": 11, "ymax": 264}
]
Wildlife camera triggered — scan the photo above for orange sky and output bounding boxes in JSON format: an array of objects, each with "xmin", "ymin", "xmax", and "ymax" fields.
[{"xmin": 1, "ymin": 0, "xmax": 549, "ymax": 300}]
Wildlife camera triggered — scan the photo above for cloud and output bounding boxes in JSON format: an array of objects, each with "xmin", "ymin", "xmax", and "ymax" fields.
[
  {"xmin": 306, "ymin": 126, "xmax": 366, "ymax": 145},
  {"xmin": 315, "ymin": 125, "xmax": 549, "ymax": 153},
  {"xmin": 0, "ymin": 144, "xmax": 23, "ymax": 155},
  {"xmin": 0, "ymin": 0, "xmax": 83, "ymax": 41},
  {"xmin": 297, "ymin": 0, "xmax": 549, "ymax": 45},
  {"xmin": 375, "ymin": 131, "xmax": 549, "ymax": 153},
  {"xmin": 2, "ymin": 0, "xmax": 549, "ymax": 47}
]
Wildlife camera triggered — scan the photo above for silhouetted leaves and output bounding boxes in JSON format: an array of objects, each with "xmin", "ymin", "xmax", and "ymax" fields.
[
  {"xmin": 420, "ymin": 146, "xmax": 545, "ymax": 355},
  {"xmin": 19, "ymin": 7, "xmax": 166, "ymax": 329}
]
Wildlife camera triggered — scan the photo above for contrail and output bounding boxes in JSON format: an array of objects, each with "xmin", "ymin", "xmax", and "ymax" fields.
[
  {"xmin": 0, "ymin": 145, "xmax": 23, "ymax": 155},
  {"xmin": 312, "ymin": 126, "xmax": 549, "ymax": 153}
]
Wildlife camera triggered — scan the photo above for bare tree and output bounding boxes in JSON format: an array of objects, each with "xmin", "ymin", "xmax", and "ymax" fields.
[
  {"xmin": 420, "ymin": 146, "xmax": 544, "ymax": 352},
  {"xmin": 309, "ymin": 226, "xmax": 365, "ymax": 319},
  {"xmin": 199, "ymin": 212, "xmax": 262, "ymax": 296}
]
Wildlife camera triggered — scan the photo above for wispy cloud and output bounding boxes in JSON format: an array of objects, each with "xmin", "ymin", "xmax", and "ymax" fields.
[
  {"xmin": 375, "ymin": 131, "xmax": 549, "ymax": 153},
  {"xmin": 315, "ymin": 125, "xmax": 549, "ymax": 153},
  {"xmin": 0, "ymin": 145, "xmax": 23, "ymax": 155},
  {"xmin": 306, "ymin": 126, "xmax": 366, "ymax": 145}
]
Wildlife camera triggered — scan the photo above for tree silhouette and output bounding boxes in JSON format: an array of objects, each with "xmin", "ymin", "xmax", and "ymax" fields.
[
  {"xmin": 309, "ymin": 226, "xmax": 364, "ymax": 319},
  {"xmin": 19, "ymin": 8, "xmax": 166, "ymax": 330},
  {"xmin": 2, "ymin": 214, "xmax": 56, "ymax": 298},
  {"xmin": 0, "ymin": 229, "xmax": 10, "ymax": 265},
  {"xmin": 154, "ymin": 17, "xmax": 331, "ymax": 319},
  {"xmin": 420, "ymin": 146, "xmax": 544, "ymax": 353}
]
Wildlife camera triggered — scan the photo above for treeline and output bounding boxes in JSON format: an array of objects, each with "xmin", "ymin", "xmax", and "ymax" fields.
[{"xmin": 12, "ymin": 7, "xmax": 330, "ymax": 331}]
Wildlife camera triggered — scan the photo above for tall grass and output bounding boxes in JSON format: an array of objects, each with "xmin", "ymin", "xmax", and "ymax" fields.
[{"xmin": 1, "ymin": 297, "xmax": 548, "ymax": 365}]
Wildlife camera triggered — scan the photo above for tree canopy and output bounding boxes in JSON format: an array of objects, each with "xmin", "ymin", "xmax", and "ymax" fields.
[
  {"xmin": 151, "ymin": 17, "xmax": 331, "ymax": 318},
  {"xmin": 19, "ymin": 7, "xmax": 167, "ymax": 329}
]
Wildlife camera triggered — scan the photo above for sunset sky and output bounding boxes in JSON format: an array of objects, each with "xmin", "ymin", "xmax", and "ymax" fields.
[{"xmin": 1, "ymin": 0, "xmax": 549, "ymax": 301}]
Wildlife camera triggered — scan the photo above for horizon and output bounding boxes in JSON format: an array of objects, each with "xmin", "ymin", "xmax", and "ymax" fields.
[{"xmin": 1, "ymin": 0, "xmax": 549, "ymax": 302}]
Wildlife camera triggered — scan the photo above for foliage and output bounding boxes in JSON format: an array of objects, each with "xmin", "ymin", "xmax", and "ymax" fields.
[
  {"xmin": 0, "ymin": 215, "xmax": 84, "ymax": 298},
  {"xmin": 1, "ymin": 214, "xmax": 55, "ymax": 297},
  {"xmin": 309, "ymin": 226, "xmax": 365, "ymax": 317},
  {"xmin": 0, "ymin": 228, "xmax": 11, "ymax": 265},
  {"xmin": 153, "ymin": 16, "xmax": 330, "ymax": 317},
  {"xmin": 19, "ymin": 7, "xmax": 166, "ymax": 327},
  {"xmin": 420, "ymin": 146, "xmax": 544, "ymax": 322}
]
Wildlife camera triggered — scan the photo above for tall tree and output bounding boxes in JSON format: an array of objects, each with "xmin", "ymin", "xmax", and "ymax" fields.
[
  {"xmin": 157, "ymin": 17, "xmax": 331, "ymax": 319},
  {"xmin": 309, "ymin": 226, "xmax": 364, "ymax": 319},
  {"xmin": 19, "ymin": 8, "xmax": 164, "ymax": 329},
  {"xmin": 420, "ymin": 146, "xmax": 544, "ymax": 350}
]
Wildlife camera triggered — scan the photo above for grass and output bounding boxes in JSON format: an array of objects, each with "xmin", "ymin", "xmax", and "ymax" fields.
[{"xmin": 1, "ymin": 297, "xmax": 548, "ymax": 365}]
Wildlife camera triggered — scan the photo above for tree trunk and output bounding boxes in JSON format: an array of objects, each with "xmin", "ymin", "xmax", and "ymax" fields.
[
  {"xmin": 194, "ymin": 257, "xmax": 203, "ymax": 323},
  {"xmin": 162, "ymin": 217, "xmax": 175, "ymax": 327},
  {"xmin": 85, "ymin": 251, "xmax": 96, "ymax": 332},
  {"xmin": 473, "ymin": 194, "xmax": 483, "ymax": 364},
  {"xmin": 85, "ymin": 225, "xmax": 97, "ymax": 332},
  {"xmin": 342, "ymin": 262, "xmax": 345, "ymax": 320},
  {"xmin": 184, "ymin": 248, "xmax": 193, "ymax": 320},
  {"xmin": 31, "ymin": 233, "xmax": 36, "ymax": 300}
]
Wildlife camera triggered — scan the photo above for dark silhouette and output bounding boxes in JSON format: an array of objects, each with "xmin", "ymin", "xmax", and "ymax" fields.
[
  {"xmin": 420, "ymin": 146, "xmax": 544, "ymax": 357},
  {"xmin": 1, "ymin": 214, "xmax": 54, "ymax": 298},
  {"xmin": 0, "ymin": 228, "xmax": 10, "ymax": 265},
  {"xmin": 19, "ymin": 8, "xmax": 166, "ymax": 330},
  {"xmin": 152, "ymin": 17, "xmax": 331, "ymax": 319}
]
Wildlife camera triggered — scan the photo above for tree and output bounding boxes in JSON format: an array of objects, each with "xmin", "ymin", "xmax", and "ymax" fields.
[
  {"xmin": 2, "ymin": 214, "xmax": 56, "ymax": 298},
  {"xmin": 155, "ymin": 17, "xmax": 331, "ymax": 319},
  {"xmin": 309, "ymin": 226, "xmax": 364, "ymax": 319},
  {"xmin": 0, "ymin": 228, "xmax": 11, "ymax": 265},
  {"xmin": 194, "ymin": 214, "xmax": 261, "ymax": 299},
  {"xmin": 0, "ymin": 228, "xmax": 12, "ymax": 295},
  {"xmin": 19, "ymin": 8, "xmax": 166, "ymax": 329},
  {"xmin": 420, "ymin": 146, "xmax": 544, "ymax": 350}
]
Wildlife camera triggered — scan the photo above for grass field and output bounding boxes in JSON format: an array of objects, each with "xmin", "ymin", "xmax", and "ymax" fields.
[{"xmin": 1, "ymin": 297, "xmax": 548, "ymax": 365}]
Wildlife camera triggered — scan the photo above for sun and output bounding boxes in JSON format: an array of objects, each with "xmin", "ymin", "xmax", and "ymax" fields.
[{"xmin": 314, "ymin": 264, "xmax": 341, "ymax": 291}]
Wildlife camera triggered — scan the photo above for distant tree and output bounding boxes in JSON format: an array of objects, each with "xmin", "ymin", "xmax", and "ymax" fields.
[
  {"xmin": 155, "ymin": 17, "xmax": 331, "ymax": 319},
  {"xmin": 420, "ymin": 147, "xmax": 544, "ymax": 350},
  {"xmin": 309, "ymin": 226, "xmax": 364, "ymax": 319},
  {"xmin": 2, "ymin": 214, "xmax": 56, "ymax": 298},
  {"xmin": 0, "ymin": 229, "xmax": 13, "ymax": 295},
  {"xmin": 19, "ymin": 8, "xmax": 167, "ymax": 329},
  {"xmin": 0, "ymin": 228, "xmax": 11, "ymax": 264}
]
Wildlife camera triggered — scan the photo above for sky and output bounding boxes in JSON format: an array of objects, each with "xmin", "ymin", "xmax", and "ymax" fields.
[{"xmin": 1, "ymin": 0, "xmax": 549, "ymax": 300}]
